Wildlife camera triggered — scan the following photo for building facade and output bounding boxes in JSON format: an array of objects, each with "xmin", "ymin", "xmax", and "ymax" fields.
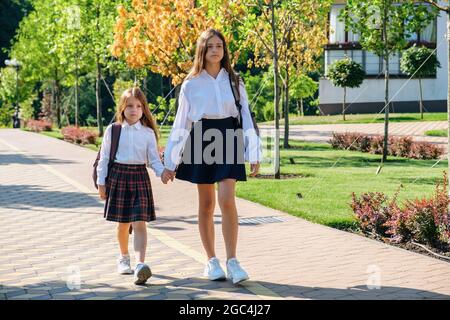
[{"xmin": 319, "ymin": 0, "xmax": 448, "ymax": 115}]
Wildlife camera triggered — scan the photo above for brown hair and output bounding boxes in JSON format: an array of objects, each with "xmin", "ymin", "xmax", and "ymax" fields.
[
  {"xmin": 186, "ymin": 28, "xmax": 240, "ymax": 89},
  {"xmin": 116, "ymin": 87, "xmax": 159, "ymax": 142}
]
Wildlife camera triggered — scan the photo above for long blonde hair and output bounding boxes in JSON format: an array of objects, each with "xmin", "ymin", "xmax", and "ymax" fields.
[
  {"xmin": 186, "ymin": 29, "xmax": 240, "ymax": 87},
  {"xmin": 116, "ymin": 87, "xmax": 159, "ymax": 142}
]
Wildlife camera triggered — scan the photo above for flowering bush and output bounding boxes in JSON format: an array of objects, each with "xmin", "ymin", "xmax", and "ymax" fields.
[
  {"xmin": 330, "ymin": 132, "xmax": 444, "ymax": 160},
  {"xmin": 61, "ymin": 126, "xmax": 97, "ymax": 145},
  {"xmin": 352, "ymin": 173, "xmax": 450, "ymax": 250},
  {"xmin": 26, "ymin": 119, "xmax": 52, "ymax": 132},
  {"xmin": 329, "ymin": 132, "xmax": 371, "ymax": 152},
  {"xmin": 350, "ymin": 191, "xmax": 397, "ymax": 236},
  {"xmin": 408, "ymin": 142, "xmax": 444, "ymax": 160},
  {"xmin": 390, "ymin": 136, "xmax": 413, "ymax": 158}
]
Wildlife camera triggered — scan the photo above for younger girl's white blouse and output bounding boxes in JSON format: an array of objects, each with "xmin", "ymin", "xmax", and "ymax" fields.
[
  {"xmin": 163, "ymin": 68, "xmax": 262, "ymax": 171},
  {"xmin": 96, "ymin": 121, "xmax": 165, "ymax": 185}
]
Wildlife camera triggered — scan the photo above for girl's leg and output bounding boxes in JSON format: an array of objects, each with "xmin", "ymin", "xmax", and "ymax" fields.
[
  {"xmin": 117, "ymin": 222, "xmax": 132, "ymax": 255},
  {"xmin": 197, "ymin": 183, "xmax": 217, "ymax": 259},
  {"xmin": 217, "ymin": 179, "xmax": 238, "ymax": 260},
  {"xmin": 131, "ymin": 221, "xmax": 147, "ymax": 264}
]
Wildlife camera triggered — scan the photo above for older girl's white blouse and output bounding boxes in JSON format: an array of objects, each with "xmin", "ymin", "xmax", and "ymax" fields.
[
  {"xmin": 96, "ymin": 121, "xmax": 165, "ymax": 185},
  {"xmin": 163, "ymin": 68, "xmax": 262, "ymax": 171}
]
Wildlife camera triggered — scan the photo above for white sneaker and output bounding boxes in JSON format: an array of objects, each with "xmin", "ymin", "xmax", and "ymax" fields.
[
  {"xmin": 117, "ymin": 255, "xmax": 133, "ymax": 274},
  {"xmin": 226, "ymin": 258, "xmax": 249, "ymax": 284},
  {"xmin": 203, "ymin": 257, "xmax": 226, "ymax": 281},
  {"xmin": 134, "ymin": 263, "xmax": 152, "ymax": 285}
]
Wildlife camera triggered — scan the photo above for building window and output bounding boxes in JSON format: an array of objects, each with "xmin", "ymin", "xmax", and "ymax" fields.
[
  {"xmin": 386, "ymin": 53, "xmax": 401, "ymax": 75},
  {"xmin": 326, "ymin": 51, "xmax": 409, "ymax": 77},
  {"xmin": 329, "ymin": 5, "xmax": 346, "ymax": 43},
  {"xmin": 365, "ymin": 52, "xmax": 381, "ymax": 75},
  {"xmin": 420, "ymin": 19, "xmax": 437, "ymax": 43}
]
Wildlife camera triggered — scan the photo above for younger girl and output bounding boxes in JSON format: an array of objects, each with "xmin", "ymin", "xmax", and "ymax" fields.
[{"xmin": 97, "ymin": 87, "xmax": 171, "ymax": 285}]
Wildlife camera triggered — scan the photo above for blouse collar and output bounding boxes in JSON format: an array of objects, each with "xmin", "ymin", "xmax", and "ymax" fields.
[
  {"xmin": 201, "ymin": 67, "xmax": 228, "ymax": 81},
  {"xmin": 122, "ymin": 120, "xmax": 142, "ymax": 130}
]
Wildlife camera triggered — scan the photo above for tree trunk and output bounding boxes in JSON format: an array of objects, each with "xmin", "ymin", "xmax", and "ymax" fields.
[
  {"xmin": 300, "ymin": 98, "xmax": 304, "ymax": 117},
  {"xmin": 95, "ymin": 5, "xmax": 103, "ymax": 136},
  {"xmin": 382, "ymin": 4, "xmax": 390, "ymax": 163},
  {"xmin": 270, "ymin": 1, "xmax": 281, "ymax": 179},
  {"xmin": 75, "ymin": 58, "xmax": 79, "ymax": 128},
  {"xmin": 96, "ymin": 59, "xmax": 103, "ymax": 137},
  {"xmin": 55, "ymin": 72, "xmax": 61, "ymax": 129},
  {"xmin": 419, "ymin": 77, "xmax": 424, "ymax": 120},
  {"xmin": 447, "ymin": 11, "xmax": 450, "ymax": 212},
  {"xmin": 343, "ymin": 87, "xmax": 346, "ymax": 121},
  {"xmin": 284, "ymin": 67, "xmax": 290, "ymax": 149}
]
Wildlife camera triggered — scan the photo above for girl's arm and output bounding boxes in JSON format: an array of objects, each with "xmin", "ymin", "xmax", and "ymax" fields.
[
  {"xmin": 239, "ymin": 79, "xmax": 262, "ymax": 164},
  {"xmin": 147, "ymin": 129, "xmax": 165, "ymax": 177},
  {"xmin": 163, "ymin": 82, "xmax": 192, "ymax": 171},
  {"xmin": 97, "ymin": 124, "xmax": 112, "ymax": 186}
]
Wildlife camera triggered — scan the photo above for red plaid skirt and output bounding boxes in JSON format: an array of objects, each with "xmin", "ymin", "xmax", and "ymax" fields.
[{"xmin": 104, "ymin": 163, "xmax": 156, "ymax": 223}]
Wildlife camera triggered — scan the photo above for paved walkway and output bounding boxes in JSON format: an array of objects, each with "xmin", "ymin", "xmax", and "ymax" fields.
[
  {"xmin": 260, "ymin": 121, "xmax": 447, "ymax": 151},
  {"xmin": 1, "ymin": 129, "xmax": 450, "ymax": 300}
]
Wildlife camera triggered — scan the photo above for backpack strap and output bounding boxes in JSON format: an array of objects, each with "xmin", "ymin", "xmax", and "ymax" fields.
[
  {"xmin": 108, "ymin": 122, "xmax": 122, "ymax": 169},
  {"xmin": 228, "ymin": 72, "xmax": 260, "ymax": 137},
  {"xmin": 229, "ymin": 72, "xmax": 243, "ymax": 128}
]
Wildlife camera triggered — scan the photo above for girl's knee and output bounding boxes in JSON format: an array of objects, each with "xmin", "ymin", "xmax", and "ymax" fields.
[
  {"xmin": 117, "ymin": 223, "xmax": 131, "ymax": 231},
  {"xmin": 218, "ymin": 197, "xmax": 235, "ymax": 210},
  {"xmin": 199, "ymin": 201, "xmax": 215, "ymax": 216},
  {"xmin": 131, "ymin": 221, "xmax": 147, "ymax": 231}
]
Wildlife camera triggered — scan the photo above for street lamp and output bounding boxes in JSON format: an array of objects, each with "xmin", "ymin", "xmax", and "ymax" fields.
[{"xmin": 5, "ymin": 58, "xmax": 21, "ymax": 128}]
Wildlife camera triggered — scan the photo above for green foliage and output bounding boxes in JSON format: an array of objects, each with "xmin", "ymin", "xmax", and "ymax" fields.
[
  {"xmin": 340, "ymin": 0, "xmax": 439, "ymax": 57},
  {"xmin": 0, "ymin": 105, "xmax": 14, "ymax": 127},
  {"xmin": 242, "ymin": 70, "xmax": 274, "ymax": 122},
  {"xmin": 400, "ymin": 45, "xmax": 441, "ymax": 78},
  {"xmin": 263, "ymin": 101, "xmax": 274, "ymax": 121},
  {"xmin": 113, "ymin": 78, "xmax": 135, "ymax": 112},
  {"xmin": 149, "ymin": 96, "xmax": 176, "ymax": 125},
  {"xmin": 19, "ymin": 93, "xmax": 37, "ymax": 121},
  {"xmin": 290, "ymin": 74, "xmax": 318, "ymax": 100},
  {"xmin": 327, "ymin": 58, "xmax": 365, "ymax": 89}
]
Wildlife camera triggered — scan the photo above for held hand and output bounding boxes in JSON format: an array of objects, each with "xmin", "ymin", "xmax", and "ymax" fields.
[
  {"xmin": 98, "ymin": 185, "xmax": 107, "ymax": 200},
  {"xmin": 161, "ymin": 169, "xmax": 175, "ymax": 184},
  {"xmin": 250, "ymin": 162, "xmax": 260, "ymax": 177}
]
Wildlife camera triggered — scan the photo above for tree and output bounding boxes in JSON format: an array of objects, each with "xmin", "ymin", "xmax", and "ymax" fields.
[
  {"xmin": 400, "ymin": 45, "xmax": 441, "ymax": 119},
  {"xmin": 327, "ymin": 57, "xmax": 365, "ymax": 121},
  {"xmin": 10, "ymin": 0, "xmax": 71, "ymax": 128},
  {"xmin": 341, "ymin": 0, "xmax": 438, "ymax": 163},
  {"xmin": 111, "ymin": 0, "xmax": 214, "ymax": 86},
  {"xmin": 290, "ymin": 73, "xmax": 318, "ymax": 117},
  {"xmin": 0, "ymin": 0, "xmax": 31, "ymax": 68},
  {"xmin": 237, "ymin": 0, "xmax": 331, "ymax": 155},
  {"xmin": 82, "ymin": 0, "xmax": 118, "ymax": 136},
  {"xmin": 422, "ymin": 0, "xmax": 449, "ymax": 205}
]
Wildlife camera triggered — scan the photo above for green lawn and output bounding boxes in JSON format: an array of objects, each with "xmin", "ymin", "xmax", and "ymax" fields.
[
  {"xmin": 259, "ymin": 112, "xmax": 447, "ymax": 126},
  {"xmin": 425, "ymin": 129, "xmax": 447, "ymax": 137},
  {"xmin": 236, "ymin": 139, "xmax": 447, "ymax": 230}
]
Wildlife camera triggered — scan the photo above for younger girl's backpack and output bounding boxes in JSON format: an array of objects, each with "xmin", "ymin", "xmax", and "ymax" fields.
[{"xmin": 92, "ymin": 122, "xmax": 122, "ymax": 189}]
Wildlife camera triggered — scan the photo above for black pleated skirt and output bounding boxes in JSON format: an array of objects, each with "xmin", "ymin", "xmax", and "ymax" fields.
[{"xmin": 175, "ymin": 117, "xmax": 247, "ymax": 184}]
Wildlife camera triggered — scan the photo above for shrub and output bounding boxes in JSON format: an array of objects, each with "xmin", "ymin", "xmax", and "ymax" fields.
[
  {"xmin": 389, "ymin": 176, "xmax": 450, "ymax": 246},
  {"xmin": 329, "ymin": 132, "xmax": 370, "ymax": 151},
  {"xmin": 61, "ymin": 126, "xmax": 97, "ymax": 145},
  {"xmin": 390, "ymin": 136, "xmax": 413, "ymax": 158},
  {"xmin": 350, "ymin": 191, "xmax": 397, "ymax": 236},
  {"xmin": 26, "ymin": 119, "xmax": 52, "ymax": 132},
  {"xmin": 354, "ymin": 173, "xmax": 450, "ymax": 249},
  {"xmin": 409, "ymin": 142, "xmax": 444, "ymax": 160},
  {"xmin": 329, "ymin": 132, "xmax": 443, "ymax": 160},
  {"xmin": 369, "ymin": 135, "xmax": 384, "ymax": 155}
]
